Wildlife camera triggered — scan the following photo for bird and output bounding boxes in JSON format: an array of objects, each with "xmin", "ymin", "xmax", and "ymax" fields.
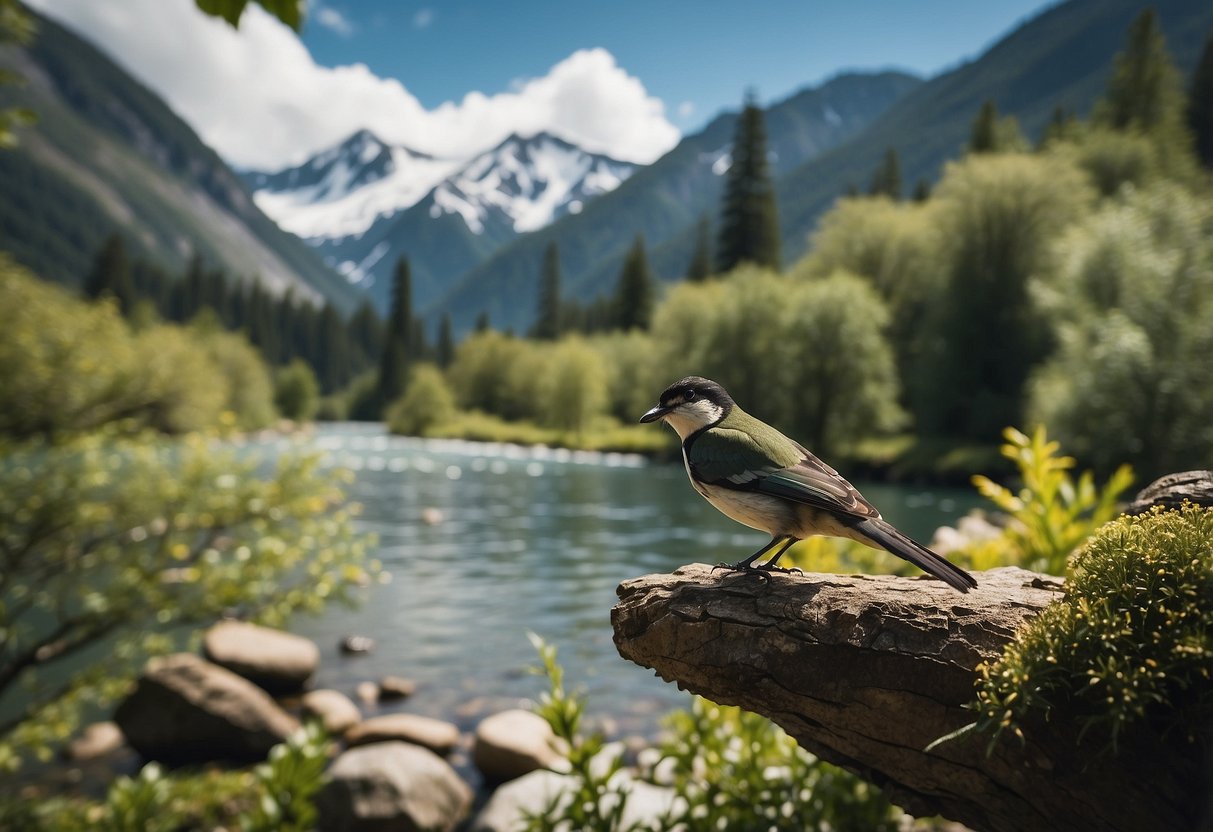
[{"xmin": 639, "ymin": 376, "xmax": 977, "ymax": 593}]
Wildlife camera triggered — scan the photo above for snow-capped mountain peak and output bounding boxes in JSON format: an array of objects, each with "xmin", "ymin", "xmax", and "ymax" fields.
[
  {"xmin": 244, "ymin": 130, "xmax": 463, "ymax": 241},
  {"xmin": 428, "ymin": 132, "xmax": 635, "ymax": 234}
]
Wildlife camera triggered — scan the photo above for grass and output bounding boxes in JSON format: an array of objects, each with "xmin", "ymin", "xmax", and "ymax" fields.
[{"xmin": 400, "ymin": 410, "xmax": 676, "ymax": 456}]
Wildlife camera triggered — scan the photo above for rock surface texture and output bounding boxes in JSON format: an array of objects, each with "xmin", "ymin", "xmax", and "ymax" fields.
[
  {"xmin": 473, "ymin": 708, "xmax": 563, "ymax": 783},
  {"xmin": 202, "ymin": 621, "xmax": 320, "ymax": 693}
]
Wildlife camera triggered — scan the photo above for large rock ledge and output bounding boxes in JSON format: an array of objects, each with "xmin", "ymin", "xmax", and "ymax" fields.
[{"xmin": 611, "ymin": 564, "xmax": 1200, "ymax": 832}]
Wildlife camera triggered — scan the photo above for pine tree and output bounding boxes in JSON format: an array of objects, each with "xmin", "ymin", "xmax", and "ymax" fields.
[
  {"xmin": 1038, "ymin": 105, "xmax": 1079, "ymax": 149},
  {"xmin": 475, "ymin": 311, "xmax": 491, "ymax": 333},
  {"xmin": 377, "ymin": 257, "xmax": 413, "ymax": 409},
  {"xmin": 867, "ymin": 147, "xmax": 902, "ymax": 199},
  {"xmin": 348, "ymin": 300, "xmax": 384, "ymax": 367},
  {"xmin": 84, "ymin": 234, "xmax": 135, "ymax": 314},
  {"xmin": 1096, "ymin": 9, "xmax": 1186, "ymax": 135},
  {"xmin": 716, "ymin": 91, "xmax": 781, "ymax": 273},
  {"xmin": 685, "ymin": 215, "xmax": 713, "ymax": 282},
  {"xmin": 436, "ymin": 313, "xmax": 455, "ymax": 368},
  {"xmin": 532, "ymin": 242, "xmax": 562, "ymax": 339},
  {"xmin": 614, "ymin": 234, "xmax": 654, "ymax": 331},
  {"xmin": 911, "ymin": 179, "xmax": 931, "ymax": 202},
  {"xmin": 969, "ymin": 100, "xmax": 999, "ymax": 153},
  {"xmin": 1189, "ymin": 33, "xmax": 1213, "ymax": 170}
]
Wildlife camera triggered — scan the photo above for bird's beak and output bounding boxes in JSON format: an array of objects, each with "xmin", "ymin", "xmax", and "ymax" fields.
[{"xmin": 639, "ymin": 404, "xmax": 669, "ymax": 424}]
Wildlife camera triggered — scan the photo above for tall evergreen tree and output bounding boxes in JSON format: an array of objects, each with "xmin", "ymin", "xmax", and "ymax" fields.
[
  {"xmin": 685, "ymin": 215, "xmax": 713, "ymax": 282},
  {"xmin": 532, "ymin": 242, "xmax": 562, "ymax": 339},
  {"xmin": 475, "ymin": 311, "xmax": 491, "ymax": 333},
  {"xmin": 377, "ymin": 257, "xmax": 414, "ymax": 409},
  {"xmin": 867, "ymin": 147, "xmax": 902, "ymax": 199},
  {"xmin": 1189, "ymin": 33, "xmax": 1213, "ymax": 170},
  {"xmin": 911, "ymin": 179, "xmax": 931, "ymax": 202},
  {"xmin": 614, "ymin": 234, "xmax": 655, "ymax": 331},
  {"xmin": 716, "ymin": 92, "xmax": 781, "ymax": 273},
  {"xmin": 1038, "ymin": 105, "xmax": 1079, "ymax": 149},
  {"xmin": 84, "ymin": 234, "xmax": 135, "ymax": 314},
  {"xmin": 436, "ymin": 313, "xmax": 455, "ymax": 368},
  {"xmin": 348, "ymin": 300, "xmax": 384, "ymax": 367},
  {"xmin": 1095, "ymin": 9, "xmax": 1186, "ymax": 135},
  {"xmin": 969, "ymin": 100, "xmax": 1000, "ymax": 154}
]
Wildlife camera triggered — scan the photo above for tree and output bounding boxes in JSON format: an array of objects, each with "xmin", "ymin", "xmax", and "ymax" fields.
[
  {"xmin": 274, "ymin": 358, "xmax": 319, "ymax": 421},
  {"xmin": 1095, "ymin": 9, "xmax": 1186, "ymax": 137},
  {"xmin": 967, "ymin": 99, "xmax": 1028, "ymax": 155},
  {"xmin": 536, "ymin": 338, "xmax": 610, "ymax": 434},
  {"xmin": 347, "ymin": 300, "xmax": 384, "ymax": 368},
  {"xmin": 1188, "ymin": 33, "xmax": 1213, "ymax": 170},
  {"xmin": 1038, "ymin": 105, "xmax": 1080, "ymax": 149},
  {"xmin": 685, "ymin": 215, "xmax": 713, "ymax": 282},
  {"xmin": 376, "ymin": 257, "xmax": 413, "ymax": 411},
  {"xmin": 716, "ymin": 92, "xmax": 781, "ymax": 272},
  {"xmin": 385, "ymin": 363, "xmax": 457, "ymax": 436},
  {"xmin": 532, "ymin": 242, "xmax": 562, "ymax": 340},
  {"xmin": 194, "ymin": 0, "xmax": 302, "ymax": 30},
  {"xmin": 914, "ymin": 154, "xmax": 1094, "ymax": 440},
  {"xmin": 0, "ymin": 0, "xmax": 36, "ymax": 149},
  {"xmin": 436, "ymin": 313, "xmax": 455, "ymax": 368},
  {"xmin": 867, "ymin": 147, "xmax": 902, "ymax": 199},
  {"xmin": 83, "ymin": 234, "xmax": 135, "ymax": 314},
  {"xmin": 613, "ymin": 234, "xmax": 654, "ymax": 331},
  {"xmin": 910, "ymin": 179, "xmax": 930, "ymax": 202}
]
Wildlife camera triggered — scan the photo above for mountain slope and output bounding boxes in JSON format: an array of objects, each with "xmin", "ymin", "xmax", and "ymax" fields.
[
  {"xmin": 775, "ymin": 0, "xmax": 1213, "ymax": 263},
  {"xmin": 429, "ymin": 71, "xmax": 922, "ymax": 333},
  {"xmin": 250, "ymin": 131, "xmax": 637, "ymax": 311},
  {"xmin": 0, "ymin": 10, "xmax": 362, "ymax": 311}
]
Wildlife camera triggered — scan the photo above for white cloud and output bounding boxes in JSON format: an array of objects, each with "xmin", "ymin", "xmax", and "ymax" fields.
[
  {"xmin": 25, "ymin": 0, "xmax": 679, "ymax": 170},
  {"xmin": 314, "ymin": 5, "xmax": 354, "ymax": 37},
  {"xmin": 412, "ymin": 8, "xmax": 433, "ymax": 30},
  {"xmin": 677, "ymin": 100, "xmax": 695, "ymax": 119}
]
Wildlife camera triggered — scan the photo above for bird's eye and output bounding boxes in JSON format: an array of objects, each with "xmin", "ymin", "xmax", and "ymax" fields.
[{"xmin": 685, "ymin": 390, "xmax": 697, "ymax": 401}]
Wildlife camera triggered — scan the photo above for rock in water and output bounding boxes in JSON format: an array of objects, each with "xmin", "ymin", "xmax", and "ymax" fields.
[
  {"xmin": 202, "ymin": 621, "xmax": 319, "ymax": 694},
  {"xmin": 473, "ymin": 709, "xmax": 563, "ymax": 783},
  {"xmin": 115, "ymin": 653, "xmax": 299, "ymax": 764},
  {"xmin": 344, "ymin": 713, "xmax": 461, "ymax": 755},
  {"xmin": 377, "ymin": 675, "xmax": 417, "ymax": 700},
  {"xmin": 317, "ymin": 741, "xmax": 472, "ymax": 832},
  {"xmin": 63, "ymin": 721, "xmax": 126, "ymax": 761},
  {"xmin": 301, "ymin": 689, "xmax": 362, "ymax": 735}
]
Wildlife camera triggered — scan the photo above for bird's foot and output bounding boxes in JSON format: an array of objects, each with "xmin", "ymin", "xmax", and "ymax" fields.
[
  {"xmin": 711, "ymin": 561, "xmax": 767, "ymax": 579},
  {"xmin": 757, "ymin": 563, "xmax": 802, "ymax": 575}
]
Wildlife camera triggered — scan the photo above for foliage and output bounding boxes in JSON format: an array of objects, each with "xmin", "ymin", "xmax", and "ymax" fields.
[
  {"xmin": 1190, "ymin": 34, "xmax": 1213, "ymax": 169},
  {"xmin": 385, "ymin": 363, "xmax": 457, "ymax": 436},
  {"xmin": 397, "ymin": 409, "xmax": 668, "ymax": 455},
  {"xmin": 447, "ymin": 330, "xmax": 533, "ymax": 419},
  {"xmin": 968, "ymin": 99, "xmax": 1027, "ymax": 155},
  {"xmin": 974, "ymin": 504, "xmax": 1213, "ymax": 752},
  {"xmin": 83, "ymin": 234, "xmax": 135, "ymax": 315},
  {"xmin": 684, "ymin": 214, "xmax": 713, "ymax": 282},
  {"xmin": 588, "ymin": 330, "xmax": 663, "ymax": 424},
  {"xmin": 195, "ymin": 0, "xmax": 303, "ymax": 30},
  {"xmin": 867, "ymin": 147, "xmax": 901, "ymax": 199},
  {"xmin": 274, "ymin": 358, "xmax": 320, "ymax": 422},
  {"xmin": 913, "ymin": 152, "xmax": 1093, "ymax": 440},
  {"xmin": 613, "ymin": 235, "xmax": 655, "ymax": 331},
  {"xmin": 967, "ymin": 427, "xmax": 1133, "ymax": 575},
  {"xmin": 0, "ymin": 0, "xmax": 36, "ymax": 149},
  {"xmin": 538, "ymin": 338, "xmax": 612, "ymax": 434},
  {"xmin": 524, "ymin": 633, "xmax": 634, "ymax": 832},
  {"xmin": 376, "ymin": 257, "xmax": 417, "ymax": 414},
  {"xmin": 532, "ymin": 242, "xmax": 562, "ymax": 340},
  {"xmin": 0, "ymin": 433, "xmax": 376, "ymax": 767},
  {"xmin": 716, "ymin": 92, "xmax": 781, "ymax": 272},
  {"xmin": 654, "ymin": 266, "xmax": 903, "ymax": 456},
  {"xmin": 658, "ymin": 697, "xmax": 901, "ymax": 832},
  {"xmin": 0, "ymin": 726, "xmax": 330, "ymax": 830},
  {"xmin": 1055, "ymin": 127, "xmax": 1167, "ymax": 197},
  {"xmin": 195, "ymin": 326, "xmax": 278, "ymax": 431},
  {"xmin": 1094, "ymin": 9, "xmax": 1187, "ymax": 138},
  {"xmin": 1029, "ymin": 183, "xmax": 1213, "ymax": 478}
]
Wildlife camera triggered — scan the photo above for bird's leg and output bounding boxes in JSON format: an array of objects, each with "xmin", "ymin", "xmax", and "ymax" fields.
[
  {"xmin": 713, "ymin": 537, "xmax": 784, "ymax": 573},
  {"xmin": 756, "ymin": 537, "xmax": 802, "ymax": 574}
]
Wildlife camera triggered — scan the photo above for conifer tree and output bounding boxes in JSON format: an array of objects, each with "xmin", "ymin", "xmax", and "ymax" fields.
[
  {"xmin": 436, "ymin": 313, "xmax": 455, "ymax": 368},
  {"xmin": 1096, "ymin": 9, "xmax": 1186, "ymax": 135},
  {"xmin": 685, "ymin": 215, "xmax": 713, "ymax": 282},
  {"xmin": 969, "ymin": 100, "xmax": 999, "ymax": 153},
  {"xmin": 377, "ymin": 257, "xmax": 413, "ymax": 409},
  {"xmin": 867, "ymin": 147, "xmax": 902, "ymax": 199},
  {"xmin": 532, "ymin": 242, "xmax": 562, "ymax": 339},
  {"xmin": 911, "ymin": 179, "xmax": 931, "ymax": 202},
  {"xmin": 84, "ymin": 234, "xmax": 135, "ymax": 314},
  {"xmin": 1038, "ymin": 105, "xmax": 1079, "ymax": 149},
  {"xmin": 614, "ymin": 234, "xmax": 654, "ymax": 331},
  {"xmin": 716, "ymin": 92, "xmax": 781, "ymax": 272},
  {"xmin": 475, "ymin": 311, "xmax": 491, "ymax": 333},
  {"xmin": 1189, "ymin": 33, "xmax": 1213, "ymax": 170}
]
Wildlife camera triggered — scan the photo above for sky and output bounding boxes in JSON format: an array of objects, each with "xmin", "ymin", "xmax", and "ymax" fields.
[{"xmin": 26, "ymin": 0, "xmax": 1057, "ymax": 171}]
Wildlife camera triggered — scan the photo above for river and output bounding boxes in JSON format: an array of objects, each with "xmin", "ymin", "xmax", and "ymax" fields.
[{"xmin": 265, "ymin": 423, "xmax": 984, "ymax": 742}]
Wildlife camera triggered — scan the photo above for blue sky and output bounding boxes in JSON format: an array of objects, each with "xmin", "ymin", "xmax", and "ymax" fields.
[
  {"xmin": 301, "ymin": 1, "xmax": 1057, "ymax": 132},
  {"xmin": 30, "ymin": 0, "xmax": 1058, "ymax": 169}
]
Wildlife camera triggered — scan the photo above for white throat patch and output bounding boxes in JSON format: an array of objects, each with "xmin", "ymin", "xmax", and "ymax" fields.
[{"xmin": 662, "ymin": 399, "xmax": 724, "ymax": 441}]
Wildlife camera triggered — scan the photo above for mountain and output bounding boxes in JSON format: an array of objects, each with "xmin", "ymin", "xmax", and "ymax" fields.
[
  {"xmin": 0, "ymin": 9, "xmax": 362, "ymax": 312},
  {"xmin": 773, "ymin": 0, "xmax": 1213, "ymax": 263},
  {"xmin": 428, "ymin": 71, "xmax": 923, "ymax": 333},
  {"xmin": 247, "ymin": 131, "xmax": 636, "ymax": 311}
]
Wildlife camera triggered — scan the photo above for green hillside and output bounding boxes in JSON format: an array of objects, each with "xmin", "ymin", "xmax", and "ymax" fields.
[{"xmin": 0, "ymin": 10, "xmax": 362, "ymax": 311}]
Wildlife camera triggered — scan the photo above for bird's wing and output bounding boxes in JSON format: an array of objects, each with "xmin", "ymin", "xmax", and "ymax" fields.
[{"xmin": 689, "ymin": 428, "xmax": 880, "ymax": 521}]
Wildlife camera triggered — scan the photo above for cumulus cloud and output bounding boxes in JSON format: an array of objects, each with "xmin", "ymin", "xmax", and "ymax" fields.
[{"xmin": 25, "ymin": 0, "xmax": 679, "ymax": 170}]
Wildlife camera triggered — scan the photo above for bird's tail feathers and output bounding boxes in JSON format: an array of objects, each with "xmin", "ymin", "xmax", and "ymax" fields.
[{"xmin": 851, "ymin": 518, "xmax": 978, "ymax": 593}]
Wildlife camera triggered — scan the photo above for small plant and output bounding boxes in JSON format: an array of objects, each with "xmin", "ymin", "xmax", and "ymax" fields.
[
  {"xmin": 967, "ymin": 425, "xmax": 1133, "ymax": 574},
  {"xmin": 974, "ymin": 503, "xmax": 1213, "ymax": 751},
  {"xmin": 240, "ymin": 722, "xmax": 332, "ymax": 832},
  {"xmin": 101, "ymin": 764, "xmax": 172, "ymax": 832},
  {"xmin": 524, "ymin": 632, "xmax": 636, "ymax": 832}
]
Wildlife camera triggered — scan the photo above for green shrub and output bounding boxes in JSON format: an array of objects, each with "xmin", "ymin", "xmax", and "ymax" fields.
[
  {"xmin": 274, "ymin": 359, "xmax": 320, "ymax": 422},
  {"xmin": 196, "ymin": 327, "xmax": 277, "ymax": 431},
  {"xmin": 385, "ymin": 363, "xmax": 457, "ymax": 436},
  {"xmin": 974, "ymin": 504, "xmax": 1213, "ymax": 750}
]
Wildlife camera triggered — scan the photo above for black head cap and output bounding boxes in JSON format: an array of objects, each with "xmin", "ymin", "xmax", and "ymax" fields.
[{"xmin": 658, "ymin": 376, "xmax": 735, "ymax": 410}]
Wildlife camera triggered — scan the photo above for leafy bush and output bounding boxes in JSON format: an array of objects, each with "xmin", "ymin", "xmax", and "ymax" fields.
[
  {"xmin": 966, "ymin": 426, "xmax": 1133, "ymax": 574},
  {"xmin": 0, "ymin": 434, "xmax": 376, "ymax": 768},
  {"xmin": 974, "ymin": 504, "xmax": 1213, "ymax": 751},
  {"xmin": 195, "ymin": 326, "xmax": 277, "ymax": 431},
  {"xmin": 385, "ymin": 363, "xmax": 457, "ymax": 436},
  {"xmin": 274, "ymin": 358, "xmax": 320, "ymax": 422},
  {"xmin": 536, "ymin": 337, "xmax": 610, "ymax": 434}
]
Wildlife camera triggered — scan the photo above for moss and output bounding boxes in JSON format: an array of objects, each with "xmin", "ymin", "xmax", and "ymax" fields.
[{"xmin": 975, "ymin": 503, "xmax": 1213, "ymax": 750}]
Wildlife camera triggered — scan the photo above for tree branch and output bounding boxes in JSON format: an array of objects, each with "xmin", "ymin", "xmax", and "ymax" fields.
[{"xmin": 612, "ymin": 564, "xmax": 1204, "ymax": 832}]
